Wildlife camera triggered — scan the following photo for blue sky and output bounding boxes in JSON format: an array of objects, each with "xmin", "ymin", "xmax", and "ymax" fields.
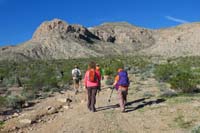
[{"xmin": 0, "ymin": 0, "xmax": 200, "ymax": 46}]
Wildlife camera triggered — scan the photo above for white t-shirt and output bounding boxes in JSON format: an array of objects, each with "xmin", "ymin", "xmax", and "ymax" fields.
[{"xmin": 72, "ymin": 68, "xmax": 81, "ymax": 79}]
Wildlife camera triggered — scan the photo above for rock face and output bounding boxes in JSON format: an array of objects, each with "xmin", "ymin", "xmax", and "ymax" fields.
[
  {"xmin": 32, "ymin": 19, "xmax": 99, "ymax": 43},
  {"xmin": 141, "ymin": 23, "xmax": 200, "ymax": 57},
  {"xmin": 1, "ymin": 19, "xmax": 200, "ymax": 60},
  {"xmin": 90, "ymin": 22, "xmax": 155, "ymax": 48}
]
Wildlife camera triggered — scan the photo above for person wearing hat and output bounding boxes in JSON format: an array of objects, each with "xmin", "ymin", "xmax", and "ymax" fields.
[{"xmin": 113, "ymin": 68, "xmax": 130, "ymax": 112}]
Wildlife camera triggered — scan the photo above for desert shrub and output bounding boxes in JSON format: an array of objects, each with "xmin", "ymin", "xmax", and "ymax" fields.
[
  {"xmin": 0, "ymin": 96, "xmax": 7, "ymax": 108},
  {"xmin": 21, "ymin": 87, "xmax": 37, "ymax": 100},
  {"xmin": 192, "ymin": 125, "xmax": 200, "ymax": 133},
  {"xmin": 154, "ymin": 62, "xmax": 200, "ymax": 93},
  {"xmin": 169, "ymin": 69, "xmax": 197, "ymax": 93},
  {"xmin": 0, "ymin": 121, "xmax": 5, "ymax": 129},
  {"xmin": 104, "ymin": 68, "xmax": 113, "ymax": 76},
  {"xmin": 105, "ymin": 77, "xmax": 114, "ymax": 85},
  {"xmin": 6, "ymin": 95, "xmax": 26, "ymax": 109},
  {"xmin": 154, "ymin": 63, "xmax": 178, "ymax": 82}
]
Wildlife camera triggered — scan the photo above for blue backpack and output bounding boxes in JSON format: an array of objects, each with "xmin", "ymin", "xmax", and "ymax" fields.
[{"xmin": 115, "ymin": 70, "xmax": 129, "ymax": 90}]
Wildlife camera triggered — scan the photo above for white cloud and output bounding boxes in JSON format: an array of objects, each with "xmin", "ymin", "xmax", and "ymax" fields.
[{"xmin": 165, "ymin": 16, "xmax": 190, "ymax": 24}]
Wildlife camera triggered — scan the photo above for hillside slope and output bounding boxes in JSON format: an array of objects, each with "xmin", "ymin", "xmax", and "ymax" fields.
[{"xmin": 1, "ymin": 19, "xmax": 200, "ymax": 60}]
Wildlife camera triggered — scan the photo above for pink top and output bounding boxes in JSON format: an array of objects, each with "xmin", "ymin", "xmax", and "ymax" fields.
[{"xmin": 84, "ymin": 69, "xmax": 101, "ymax": 88}]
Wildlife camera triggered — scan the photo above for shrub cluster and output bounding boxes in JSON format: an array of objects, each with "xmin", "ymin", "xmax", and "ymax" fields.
[{"xmin": 154, "ymin": 58, "xmax": 200, "ymax": 93}]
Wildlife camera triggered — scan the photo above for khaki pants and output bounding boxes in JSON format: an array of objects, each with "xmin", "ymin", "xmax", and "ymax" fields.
[{"xmin": 118, "ymin": 88, "xmax": 128, "ymax": 111}]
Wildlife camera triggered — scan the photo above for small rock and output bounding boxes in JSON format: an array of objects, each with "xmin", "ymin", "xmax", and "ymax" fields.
[
  {"xmin": 12, "ymin": 112, "xmax": 19, "ymax": 117},
  {"xmin": 57, "ymin": 98, "xmax": 67, "ymax": 103},
  {"xmin": 59, "ymin": 91, "xmax": 65, "ymax": 94},
  {"xmin": 63, "ymin": 105, "xmax": 70, "ymax": 110},
  {"xmin": 47, "ymin": 106, "xmax": 52, "ymax": 110},
  {"xmin": 11, "ymin": 126, "xmax": 18, "ymax": 131},
  {"xmin": 81, "ymin": 100, "xmax": 85, "ymax": 103},
  {"xmin": 37, "ymin": 119, "xmax": 42, "ymax": 122},
  {"xmin": 47, "ymin": 107, "xmax": 57, "ymax": 114},
  {"xmin": 20, "ymin": 119, "xmax": 33, "ymax": 124},
  {"xmin": 23, "ymin": 102, "xmax": 30, "ymax": 107}
]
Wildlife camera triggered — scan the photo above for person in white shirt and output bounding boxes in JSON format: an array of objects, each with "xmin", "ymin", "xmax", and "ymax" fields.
[{"xmin": 72, "ymin": 65, "xmax": 81, "ymax": 94}]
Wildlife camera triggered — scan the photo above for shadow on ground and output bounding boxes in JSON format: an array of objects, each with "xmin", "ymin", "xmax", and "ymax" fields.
[
  {"xmin": 125, "ymin": 98, "xmax": 165, "ymax": 112},
  {"xmin": 96, "ymin": 98, "xmax": 166, "ymax": 112}
]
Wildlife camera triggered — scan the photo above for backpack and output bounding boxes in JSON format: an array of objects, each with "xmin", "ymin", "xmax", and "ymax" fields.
[
  {"xmin": 73, "ymin": 69, "xmax": 80, "ymax": 79},
  {"xmin": 117, "ymin": 70, "xmax": 129, "ymax": 87},
  {"xmin": 88, "ymin": 69, "xmax": 98, "ymax": 82}
]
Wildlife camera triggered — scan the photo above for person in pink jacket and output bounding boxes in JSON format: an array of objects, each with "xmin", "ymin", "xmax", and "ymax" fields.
[{"xmin": 84, "ymin": 62, "xmax": 101, "ymax": 112}]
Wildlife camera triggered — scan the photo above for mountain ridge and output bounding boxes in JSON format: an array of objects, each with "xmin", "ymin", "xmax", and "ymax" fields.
[{"xmin": 1, "ymin": 18, "xmax": 200, "ymax": 60}]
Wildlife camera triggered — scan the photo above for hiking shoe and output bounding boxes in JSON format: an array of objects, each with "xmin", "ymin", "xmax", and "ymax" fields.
[
  {"xmin": 121, "ymin": 109, "xmax": 126, "ymax": 113},
  {"xmin": 91, "ymin": 108, "xmax": 96, "ymax": 112}
]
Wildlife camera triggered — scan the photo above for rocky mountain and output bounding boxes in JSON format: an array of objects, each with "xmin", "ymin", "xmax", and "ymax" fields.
[
  {"xmin": 141, "ymin": 23, "xmax": 200, "ymax": 57},
  {"xmin": 1, "ymin": 19, "xmax": 200, "ymax": 60}
]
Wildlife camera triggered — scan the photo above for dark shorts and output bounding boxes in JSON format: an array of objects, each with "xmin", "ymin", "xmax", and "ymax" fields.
[{"xmin": 73, "ymin": 79, "xmax": 80, "ymax": 84}]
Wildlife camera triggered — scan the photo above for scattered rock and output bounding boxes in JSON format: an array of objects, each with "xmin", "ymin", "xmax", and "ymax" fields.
[
  {"xmin": 19, "ymin": 119, "xmax": 33, "ymax": 125},
  {"xmin": 63, "ymin": 105, "xmax": 70, "ymax": 110},
  {"xmin": 57, "ymin": 98, "xmax": 67, "ymax": 103},
  {"xmin": 160, "ymin": 90, "xmax": 177, "ymax": 97},
  {"xmin": 47, "ymin": 106, "xmax": 57, "ymax": 114},
  {"xmin": 59, "ymin": 91, "xmax": 65, "ymax": 94},
  {"xmin": 81, "ymin": 99, "xmax": 86, "ymax": 104},
  {"xmin": 23, "ymin": 102, "xmax": 30, "ymax": 108},
  {"xmin": 12, "ymin": 112, "xmax": 20, "ymax": 117}
]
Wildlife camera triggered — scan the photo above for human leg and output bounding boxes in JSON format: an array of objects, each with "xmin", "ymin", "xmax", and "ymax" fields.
[
  {"xmin": 87, "ymin": 88, "xmax": 92, "ymax": 110},
  {"xmin": 91, "ymin": 87, "xmax": 97, "ymax": 112}
]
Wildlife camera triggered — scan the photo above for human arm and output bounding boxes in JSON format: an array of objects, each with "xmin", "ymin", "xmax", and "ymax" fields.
[
  {"xmin": 113, "ymin": 75, "xmax": 119, "ymax": 86},
  {"xmin": 84, "ymin": 71, "xmax": 88, "ymax": 89}
]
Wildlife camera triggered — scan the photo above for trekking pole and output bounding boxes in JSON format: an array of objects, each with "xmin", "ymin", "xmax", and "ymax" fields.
[{"xmin": 108, "ymin": 87, "xmax": 115, "ymax": 102}]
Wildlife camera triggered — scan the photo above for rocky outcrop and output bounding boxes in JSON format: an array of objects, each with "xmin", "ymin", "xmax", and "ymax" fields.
[
  {"xmin": 90, "ymin": 22, "xmax": 155, "ymax": 46},
  {"xmin": 141, "ymin": 22, "xmax": 200, "ymax": 57},
  {"xmin": 32, "ymin": 18, "xmax": 99, "ymax": 44}
]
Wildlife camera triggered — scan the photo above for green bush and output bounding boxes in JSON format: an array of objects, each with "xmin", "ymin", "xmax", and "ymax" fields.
[
  {"xmin": 169, "ymin": 70, "xmax": 197, "ymax": 93},
  {"xmin": 0, "ymin": 96, "xmax": 7, "ymax": 108},
  {"xmin": 105, "ymin": 77, "xmax": 114, "ymax": 85},
  {"xmin": 21, "ymin": 87, "xmax": 37, "ymax": 100},
  {"xmin": 104, "ymin": 68, "xmax": 113, "ymax": 76},
  {"xmin": 154, "ymin": 63, "xmax": 177, "ymax": 82},
  {"xmin": 192, "ymin": 125, "xmax": 200, "ymax": 133},
  {"xmin": 154, "ymin": 62, "xmax": 200, "ymax": 93}
]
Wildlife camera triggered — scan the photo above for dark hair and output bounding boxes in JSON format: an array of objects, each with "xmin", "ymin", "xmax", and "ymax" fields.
[{"xmin": 88, "ymin": 61, "xmax": 96, "ymax": 69}]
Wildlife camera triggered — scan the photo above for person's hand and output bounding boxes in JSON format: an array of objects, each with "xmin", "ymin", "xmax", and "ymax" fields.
[{"xmin": 97, "ymin": 86, "xmax": 101, "ymax": 91}]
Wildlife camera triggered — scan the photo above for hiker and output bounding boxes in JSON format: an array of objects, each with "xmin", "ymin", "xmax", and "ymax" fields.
[
  {"xmin": 96, "ymin": 64, "xmax": 102, "ymax": 91},
  {"xmin": 72, "ymin": 65, "xmax": 82, "ymax": 94},
  {"xmin": 113, "ymin": 68, "xmax": 130, "ymax": 112},
  {"xmin": 84, "ymin": 62, "xmax": 101, "ymax": 112},
  {"xmin": 96, "ymin": 64, "xmax": 104, "ymax": 80}
]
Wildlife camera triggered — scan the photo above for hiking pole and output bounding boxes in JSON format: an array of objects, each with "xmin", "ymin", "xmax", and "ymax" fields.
[{"xmin": 108, "ymin": 87, "xmax": 115, "ymax": 102}]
